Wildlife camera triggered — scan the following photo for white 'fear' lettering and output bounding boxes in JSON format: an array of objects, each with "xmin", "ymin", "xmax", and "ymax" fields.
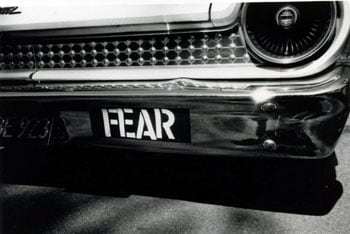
[
  {"xmin": 124, "ymin": 109, "xmax": 136, "ymax": 138},
  {"xmin": 136, "ymin": 110, "xmax": 157, "ymax": 140},
  {"xmin": 161, "ymin": 109, "xmax": 175, "ymax": 140},
  {"xmin": 101, "ymin": 108, "xmax": 176, "ymax": 140}
]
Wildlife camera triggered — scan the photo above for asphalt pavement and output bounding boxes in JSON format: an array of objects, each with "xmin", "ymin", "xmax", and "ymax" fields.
[{"xmin": 1, "ymin": 124, "xmax": 350, "ymax": 233}]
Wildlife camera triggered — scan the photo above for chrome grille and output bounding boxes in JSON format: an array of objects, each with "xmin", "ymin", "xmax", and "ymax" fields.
[{"xmin": 0, "ymin": 26, "xmax": 250, "ymax": 70}]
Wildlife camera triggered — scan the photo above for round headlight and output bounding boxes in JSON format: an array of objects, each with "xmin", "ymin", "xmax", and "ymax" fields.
[{"xmin": 241, "ymin": 1, "xmax": 337, "ymax": 65}]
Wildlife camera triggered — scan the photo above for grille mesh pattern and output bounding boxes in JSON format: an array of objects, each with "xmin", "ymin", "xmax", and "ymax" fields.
[{"xmin": 0, "ymin": 26, "xmax": 250, "ymax": 70}]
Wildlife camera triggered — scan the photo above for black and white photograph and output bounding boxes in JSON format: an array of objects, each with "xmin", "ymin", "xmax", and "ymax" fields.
[{"xmin": 1, "ymin": 0, "xmax": 350, "ymax": 233}]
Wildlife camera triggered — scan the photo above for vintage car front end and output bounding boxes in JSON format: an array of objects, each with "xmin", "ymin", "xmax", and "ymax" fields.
[{"xmin": 0, "ymin": 1, "xmax": 349, "ymax": 159}]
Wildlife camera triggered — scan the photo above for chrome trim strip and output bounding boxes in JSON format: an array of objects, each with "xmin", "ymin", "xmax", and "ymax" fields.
[
  {"xmin": 2, "ymin": 67, "xmax": 347, "ymax": 97},
  {"xmin": 5, "ymin": 21, "xmax": 216, "ymax": 38},
  {"xmin": 0, "ymin": 70, "xmax": 33, "ymax": 80}
]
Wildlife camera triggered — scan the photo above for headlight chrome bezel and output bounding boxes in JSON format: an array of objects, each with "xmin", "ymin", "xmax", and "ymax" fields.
[{"xmin": 241, "ymin": 1, "xmax": 338, "ymax": 65}]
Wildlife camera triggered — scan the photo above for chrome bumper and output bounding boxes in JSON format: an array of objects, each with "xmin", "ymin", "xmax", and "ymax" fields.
[{"xmin": 0, "ymin": 66, "xmax": 349, "ymax": 159}]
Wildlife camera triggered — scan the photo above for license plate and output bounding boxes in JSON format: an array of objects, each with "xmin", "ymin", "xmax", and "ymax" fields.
[
  {"xmin": 98, "ymin": 107, "xmax": 191, "ymax": 142},
  {"xmin": 0, "ymin": 116, "xmax": 52, "ymax": 145}
]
